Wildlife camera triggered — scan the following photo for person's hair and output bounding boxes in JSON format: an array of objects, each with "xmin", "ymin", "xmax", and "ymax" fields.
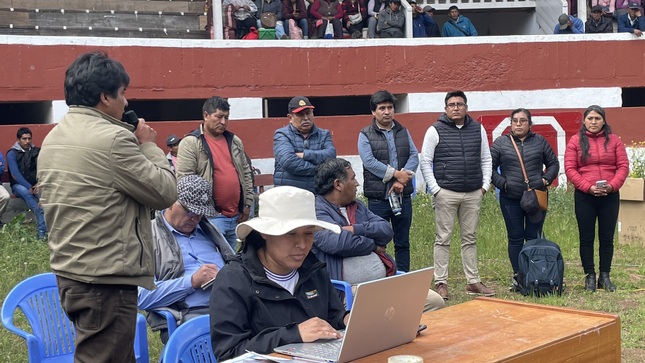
[
  {"xmin": 510, "ymin": 108, "xmax": 532, "ymax": 126},
  {"xmin": 444, "ymin": 90, "xmax": 467, "ymax": 105},
  {"xmin": 64, "ymin": 51, "xmax": 130, "ymax": 107},
  {"xmin": 314, "ymin": 158, "xmax": 352, "ymax": 196},
  {"xmin": 202, "ymin": 96, "xmax": 230, "ymax": 115},
  {"xmin": 16, "ymin": 127, "xmax": 32, "ymax": 139},
  {"xmin": 241, "ymin": 230, "xmax": 266, "ymax": 253},
  {"xmin": 370, "ymin": 90, "xmax": 397, "ymax": 112},
  {"xmin": 579, "ymin": 105, "xmax": 612, "ymax": 164},
  {"xmin": 448, "ymin": 5, "xmax": 459, "ymax": 11}
]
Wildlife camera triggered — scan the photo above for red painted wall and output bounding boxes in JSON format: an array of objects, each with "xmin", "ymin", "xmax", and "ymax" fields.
[
  {"xmin": 1, "ymin": 39, "xmax": 644, "ymax": 101},
  {"xmin": 1, "ymin": 107, "xmax": 641, "ymax": 162}
]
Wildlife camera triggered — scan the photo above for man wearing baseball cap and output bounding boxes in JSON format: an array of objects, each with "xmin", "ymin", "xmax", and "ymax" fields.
[
  {"xmin": 273, "ymin": 96, "xmax": 336, "ymax": 193},
  {"xmin": 618, "ymin": 1, "xmax": 645, "ymax": 36},
  {"xmin": 554, "ymin": 13, "xmax": 584, "ymax": 34},
  {"xmin": 586, "ymin": 5, "xmax": 614, "ymax": 33},
  {"xmin": 423, "ymin": 5, "xmax": 440, "ymax": 37},
  {"xmin": 138, "ymin": 175, "xmax": 236, "ymax": 343},
  {"xmin": 165, "ymin": 134, "xmax": 181, "ymax": 174}
]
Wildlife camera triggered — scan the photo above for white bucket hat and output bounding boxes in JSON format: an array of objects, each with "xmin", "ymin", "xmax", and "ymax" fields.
[{"xmin": 236, "ymin": 186, "xmax": 340, "ymax": 239}]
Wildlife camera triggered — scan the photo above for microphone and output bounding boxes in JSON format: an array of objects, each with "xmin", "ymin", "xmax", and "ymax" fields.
[{"xmin": 122, "ymin": 110, "xmax": 139, "ymax": 131}]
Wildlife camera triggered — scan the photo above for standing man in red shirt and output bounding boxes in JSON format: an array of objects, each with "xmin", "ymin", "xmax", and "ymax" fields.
[{"xmin": 177, "ymin": 96, "xmax": 254, "ymax": 251}]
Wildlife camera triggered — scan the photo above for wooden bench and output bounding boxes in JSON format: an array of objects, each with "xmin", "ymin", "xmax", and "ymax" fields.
[{"xmin": 253, "ymin": 174, "xmax": 274, "ymax": 193}]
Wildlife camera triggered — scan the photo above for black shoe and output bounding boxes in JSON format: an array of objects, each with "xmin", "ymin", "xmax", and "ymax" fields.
[
  {"xmin": 509, "ymin": 273, "xmax": 520, "ymax": 292},
  {"xmin": 598, "ymin": 272, "xmax": 616, "ymax": 292},
  {"xmin": 585, "ymin": 273, "xmax": 597, "ymax": 292}
]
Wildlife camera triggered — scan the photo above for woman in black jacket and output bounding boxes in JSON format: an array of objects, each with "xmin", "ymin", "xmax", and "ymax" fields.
[
  {"xmin": 209, "ymin": 186, "xmax": 347, "ymax": 361},
  {"xmin": 490, "ymin": 108, "xmax": 560, "ymax": 289}
]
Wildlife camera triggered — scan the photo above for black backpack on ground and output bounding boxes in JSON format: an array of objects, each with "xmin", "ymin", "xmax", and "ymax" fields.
[{"xmin": 517, "ymin": 236, "xmax": 564, "ymax": 297}]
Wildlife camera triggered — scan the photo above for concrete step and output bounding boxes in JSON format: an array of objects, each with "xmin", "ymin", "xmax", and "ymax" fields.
[
  {"xmin": 0, "ymin": 0, "xmax": 205, "ymax": 14},
  {"xmin": 0, "ymin": 24, "xmax": 209, "ymax": 38},
  {"xmin": 0, "ymin": 9, "xmax": 205, "ymax": 30}
]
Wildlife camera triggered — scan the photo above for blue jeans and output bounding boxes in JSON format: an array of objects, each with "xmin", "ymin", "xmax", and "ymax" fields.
[
  {"xmin": 12, "ymin": 184, "xmax": 47, "ymax": 235},
  {"xmin": 284, "ymin": 18, "xmax": 309, "ymax": 38},
  {"xmin": 208, "ymin": 214, "xmax": 239, "ymax": 252},
  {"xmin": 499, "ymin": 195, "xmax": 544, "ymax": 273},
  {"xmin": 368, "ymin": 196, "xmax": 412, "ymax": 272}
]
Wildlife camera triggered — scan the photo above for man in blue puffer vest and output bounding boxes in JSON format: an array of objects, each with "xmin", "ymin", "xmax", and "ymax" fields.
[{"xmin": 273, "ymin": 96, "xmax": 336, "ymax": 192}]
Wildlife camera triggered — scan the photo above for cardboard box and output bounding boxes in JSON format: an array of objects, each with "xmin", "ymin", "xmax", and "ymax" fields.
[
  {"xmin": 259, "ymin": 28, "xmax": 275, "ymax": 40},
  {"xmin": 618, "ymin": 200, "xmax": 645, "ymax": 245},
  {"xmin": 620, "ymin": 177, "xmax": 645, "ymax": 201}
]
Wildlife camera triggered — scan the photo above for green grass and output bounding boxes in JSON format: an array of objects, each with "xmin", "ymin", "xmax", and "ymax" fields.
[{"xmin": 1, "ymin": 189, "xmax": 645, "ymax": 362}]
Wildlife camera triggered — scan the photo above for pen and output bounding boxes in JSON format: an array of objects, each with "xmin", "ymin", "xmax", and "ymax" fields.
[{"xmin": 188, "ymin": 252, "xmax": 207, "ymax": 266}]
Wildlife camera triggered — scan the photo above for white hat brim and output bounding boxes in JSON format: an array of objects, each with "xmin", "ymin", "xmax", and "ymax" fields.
[{"xmin": 236, "ymin": 217, "xmax": 340, "ymax": 240}]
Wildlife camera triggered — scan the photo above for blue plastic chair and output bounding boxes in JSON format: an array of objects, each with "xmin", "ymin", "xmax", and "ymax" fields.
[
  {"xmin": 161, "ymin": 315, "xmax": 216, "ymax": 363},
  {"xmin": 1, "ymin": 272, "xmax": 149, "ymax": 363},
  {"xmin": 332, "ymin": 271, "xmax": 406, "ymax": 311}
]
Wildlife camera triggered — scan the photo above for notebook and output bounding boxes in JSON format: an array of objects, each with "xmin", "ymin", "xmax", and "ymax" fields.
[{"xmin": 274, "ymin": 267, "xmax": 434, "ymax": 363}]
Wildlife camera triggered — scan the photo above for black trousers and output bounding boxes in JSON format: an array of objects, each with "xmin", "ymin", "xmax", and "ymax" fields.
[{"xmin": 574, "ymin": 189, "xmax": 619, "ymax": 274}]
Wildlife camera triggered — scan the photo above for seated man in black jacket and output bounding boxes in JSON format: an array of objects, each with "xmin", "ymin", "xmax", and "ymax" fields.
[{"xmin": 585, "ymin": 5, "xmax": 614, "ymax": 33}]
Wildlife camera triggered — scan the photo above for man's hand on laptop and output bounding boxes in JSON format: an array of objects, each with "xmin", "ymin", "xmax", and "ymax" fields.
[{"xmin": 298, "ymin": 317, "xmax": 343, "ymax": 342}]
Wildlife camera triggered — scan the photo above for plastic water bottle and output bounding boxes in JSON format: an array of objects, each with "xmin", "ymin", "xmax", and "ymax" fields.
[{"xmin": 388, "ymin": 192, "xmax": 402, "ymax": 216}]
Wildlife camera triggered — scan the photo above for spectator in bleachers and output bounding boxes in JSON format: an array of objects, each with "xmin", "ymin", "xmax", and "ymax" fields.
[
  {"xmin": 377, "ymin": 0, "xmax": 405, "ymax": 38},
  {"xmin": 423, "ymin": 6, "xmax": 441, "ymax": 37},
  {"xmin": 618, "ymin": 1, "xmax": 645, "ymax": 36},
  {"xmin": 442, "ymin": 6, "xmax": 478, "ymax": 37},
  {"xmin": 586, "ymin": 5, "xmax": 614, "ymax": 33},
  {"xmin": 166, "ymin": 134, "xmax": 180, "ymax": 175},
  {"xmin": 554, "ymin": 13, "xmax": 584, "ymax": 34},
  {"xmin": 310, "ymin": 0, "xmax": 344, "ymax": 39},
  {"xmin": 0, "ymin": 151, "xmax": 8, "ymax": 228},
  {"xmin": 282, "ymin": 0, "xmax": 309, "ymax": 39},
  {"xmin": 255, "ymin": 0, "xmax": 287, "ymax": 39},
  {"xmin": 615, "ymin": 0, "xmax": 636, "ymax": 18},
  {"xmin": 342, "ymin": 0, "xmax": 367, "ymax": 39},
  {"xmin": 366, "ymin": 0, "xmax": 386, "ymax": 38},
  {"xmin": 223, "ymin": 0, "xmax": 258, "ymax": 38},
  {"xmin": 410, "ymin": 1, "xmax": 437, "ymax": 37},
  {"xmin": 7, "ymin": 127, "xmax": 47, "ymax": 239},
  {"xmin": 591, "ymin": 0, "xmax": 616, "ymax": 15}
]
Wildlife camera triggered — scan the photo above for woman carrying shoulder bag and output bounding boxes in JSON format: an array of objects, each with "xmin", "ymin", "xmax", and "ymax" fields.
[
  {"xmin": 491, "ymin": 108, "xmax": 559, "ymax": 291},
  {"xmin": 564, "ymin": 105, "xmax": 629, "ymax": 292}
]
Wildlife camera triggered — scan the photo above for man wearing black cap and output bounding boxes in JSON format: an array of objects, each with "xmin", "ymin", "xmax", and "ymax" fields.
[
  {"xmin": 423, "ymin": 6, "xmax": 441, "ymax": 37},
  {"xmin": 273, "ymin": 96, "xmax": 336, "ymax": 193},
  {"xmin": 166, "ymin": 134, "xmax": 181, "ymax": 174},
  {"xmin": 586, "ymin": 5, "xmax": 614, "ymax": 33},
  {"xmin": 554, "ymin": 13, "xmax": 584, "ymax": 34},
  {"xmin": 410, "ymin": 1, "xmax": 436, "ymax": 38},
  {"xmin": 618, "ymin": 1, "xmax": 645, "ymax": 36}
]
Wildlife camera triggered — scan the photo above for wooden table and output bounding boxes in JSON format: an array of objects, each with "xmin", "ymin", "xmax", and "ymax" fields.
[{"xmin": 352, "ymin": 297, "xmax": 621, "ymax": 362}]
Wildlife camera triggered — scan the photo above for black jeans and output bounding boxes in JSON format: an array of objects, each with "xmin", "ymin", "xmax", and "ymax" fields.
[
  {"xmin": 499, "ymin": 195, "xmax": 545, "ymax": 273},
  {"xmin": 57, "ymin": 276, "xmax": 138, "ymax": 363},
  {"xmin": 574, "ymin": 189, "xmax": 619, "ymax": 274},
  {"xmin": 368, "ymin": 195, "xmax": 412, "ymax": 272}
]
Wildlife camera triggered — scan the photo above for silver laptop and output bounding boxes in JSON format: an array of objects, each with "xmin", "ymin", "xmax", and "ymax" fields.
[{"xmin": 274, "ymin": 267, "xmax": 434, "ymax": 363}]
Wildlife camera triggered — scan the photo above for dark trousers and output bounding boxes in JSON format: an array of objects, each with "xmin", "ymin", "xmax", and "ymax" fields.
[
  {"xmin": 236, "ymin": 17, "xmax": 257, "ymax": 38},
  {"xmin": 499, "ymin": 195, "xmax": 545, "ymax": 273},
  {"xmin": 574, "ymin": 189, "xmax": 619, "ymax": 274},
  {"xmin": 57, "ymin": 276, "xmax": 138, "ymax": 363},
  {"xmin": 316, "ymin": 18, "xmax": 343, "ymax": 39},
  {"xmin": 368, "ymin": 195, "xmax": 412, "ymax": 272}
]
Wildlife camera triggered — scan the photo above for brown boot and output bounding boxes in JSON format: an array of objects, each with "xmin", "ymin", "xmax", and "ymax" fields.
[
  {"xmin": 466, "ymin": 282, "xmax": 495, "ymax": 296},
  {"xmin": 434, "ymin": 283, "xmax": 449, "ymax": 301}
]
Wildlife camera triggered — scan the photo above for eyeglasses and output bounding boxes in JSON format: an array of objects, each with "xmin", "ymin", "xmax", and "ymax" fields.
[
  {"xmin": 446, "ymin": 102, "xmax": 466, "ymax": 109},
  {"xmin": 511, "ymin": 118, "xmax": 529, "ymax": 124}
]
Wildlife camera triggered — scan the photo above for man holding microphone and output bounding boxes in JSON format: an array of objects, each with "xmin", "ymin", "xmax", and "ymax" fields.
[{"xmin": 38, "ymin": 51, "xmax": 177, "ymax": 363}]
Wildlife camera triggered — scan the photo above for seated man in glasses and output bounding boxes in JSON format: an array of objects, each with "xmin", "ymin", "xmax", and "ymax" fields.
[
  {"xmin": 138, "ymin": 175, "xmax": 236, "ymax": 344},
  {"xmin": 273, "ymin": 96, "xmax": 336, "ymax": 192}
]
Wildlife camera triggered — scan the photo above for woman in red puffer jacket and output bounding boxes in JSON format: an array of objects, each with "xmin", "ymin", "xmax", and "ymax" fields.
[{"xmin": 565, "ymin": 105, "xmax": 629, "ymax": 293}]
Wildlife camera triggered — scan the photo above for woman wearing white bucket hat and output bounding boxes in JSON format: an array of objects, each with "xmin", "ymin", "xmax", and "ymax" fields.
[{"xmin": 209, "ymin": 186, "xmax": 347, "ymax": 360}]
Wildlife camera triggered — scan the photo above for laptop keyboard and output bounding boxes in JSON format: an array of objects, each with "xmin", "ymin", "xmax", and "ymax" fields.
[{"xmin": 295, "ymin": 339, "xmax": 342, "ymax": 361}]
